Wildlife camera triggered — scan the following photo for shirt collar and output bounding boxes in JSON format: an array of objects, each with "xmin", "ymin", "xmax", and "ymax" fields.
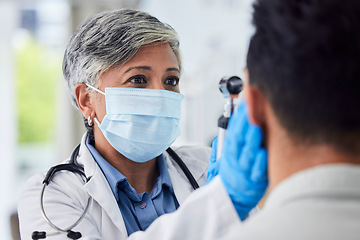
[
  {"xmin": 85, "ymin": 135, "xmax": 174, "ymax": 201},
  {"xmin": 263, "ymin": 164, "xmax": 360, "ymax": 211}
]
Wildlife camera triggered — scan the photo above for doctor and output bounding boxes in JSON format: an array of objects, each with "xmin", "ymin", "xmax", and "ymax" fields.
[{"xmin": 18, "ymin": 9, "xmax": 210, "ymax": 239}]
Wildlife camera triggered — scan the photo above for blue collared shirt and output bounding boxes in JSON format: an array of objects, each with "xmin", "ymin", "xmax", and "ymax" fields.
[{"xmin": 85, "ymin": 136, "xmax": 179, "ymax": 235}]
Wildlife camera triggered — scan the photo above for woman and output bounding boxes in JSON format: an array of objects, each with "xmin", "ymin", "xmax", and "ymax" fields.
[{"xmin": 18, "ymin": 9, "xmax": 210, "ymax": 240}]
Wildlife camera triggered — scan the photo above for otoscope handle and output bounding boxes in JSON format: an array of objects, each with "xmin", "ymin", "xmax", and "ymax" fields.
[
  {"xmin": 217, "ymin": 128, "xmax": 225, "ymax": 160},
  {"xmin": 217, "ymin": 116, "xmax": 229, "ymax": 160}
]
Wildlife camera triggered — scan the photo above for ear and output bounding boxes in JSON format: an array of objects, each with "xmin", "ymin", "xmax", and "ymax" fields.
[
  {"xmin": 74, "ymin": 83, "xmax": 94, "ymax": 119},
  {"xmin": 243, "ymin": 68, "xmax": 266, "ymax": 127}
]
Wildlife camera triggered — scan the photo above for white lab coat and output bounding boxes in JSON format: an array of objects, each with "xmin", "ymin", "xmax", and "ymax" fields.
[
  {"xmin": 18, "ymin": 133, "xmax": 210, "ymax": 240},
  {"xmin": 129, "ymin": 164, "xmax": 360, "ymax": 240}
]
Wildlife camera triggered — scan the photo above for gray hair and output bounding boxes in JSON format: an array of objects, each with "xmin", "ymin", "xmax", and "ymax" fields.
[{"xmin": 63, "ymin": 9, "xmax": 181, "ymax": 108}]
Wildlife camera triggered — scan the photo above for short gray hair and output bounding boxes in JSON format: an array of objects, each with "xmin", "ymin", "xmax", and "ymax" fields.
[{"xmin": 63, "ymin": 9, "xmax": 181, "ymax": 108}]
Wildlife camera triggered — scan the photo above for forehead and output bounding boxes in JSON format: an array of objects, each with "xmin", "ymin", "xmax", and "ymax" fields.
[
  {"xmin": 123, "ymin": 43, "xmax": 179, "ymax": 67},
  {"xmin": 98, "ymin": 43, "xmax": 180, "ymax": 85}
]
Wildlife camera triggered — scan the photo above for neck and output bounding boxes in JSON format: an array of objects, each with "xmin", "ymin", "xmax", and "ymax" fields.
[
  {"xmin": 93, "ymin": 129, "xmax": 159, "ymax": 193},
  {"xmin": 265, "ymin": 109, "xmax": 360, "ymax": 191}
]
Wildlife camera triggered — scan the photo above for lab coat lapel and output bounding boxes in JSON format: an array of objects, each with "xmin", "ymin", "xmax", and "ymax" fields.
[
  {"xmin": 167, "ymin": 162, "xmax": 193, "ymax": 205},
  {"xmin": 164, "ymin": 147, "xmax": 209, "ymax": 205},
  {"xmin": 164, "ymin": 151, "xmax": 195, "ymax": 205},
  {"xmin": 77, "ymin": 134, "xmax": 128, "ymax": 236},
  {"xmin": 84, "ymin": 168, "xmax": 126, "ymax": 232}
]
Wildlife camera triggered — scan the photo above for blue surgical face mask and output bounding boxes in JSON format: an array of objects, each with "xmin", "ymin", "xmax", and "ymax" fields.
[{"xmin": 86, "ymin": 85, "xmax": 184, "ymax": 163}]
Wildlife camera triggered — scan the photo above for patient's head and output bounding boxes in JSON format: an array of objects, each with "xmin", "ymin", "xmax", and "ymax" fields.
[{"xmin": 247, "ymin": 0, "xmax": 360, "ymax": 155}]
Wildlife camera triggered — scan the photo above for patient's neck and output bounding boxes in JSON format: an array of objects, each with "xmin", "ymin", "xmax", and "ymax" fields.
[{"xmin": 265, "ymin": 116, "xmax": 360, "ymax": 191}]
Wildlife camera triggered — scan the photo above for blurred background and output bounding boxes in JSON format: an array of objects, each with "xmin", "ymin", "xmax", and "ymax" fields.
[{"xmin": 0, "ymin": 0, "xmax": 254, "ymax": 239}]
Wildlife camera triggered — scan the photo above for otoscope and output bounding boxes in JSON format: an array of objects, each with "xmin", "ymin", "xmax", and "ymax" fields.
[{"xmin": 217, "ymin": 76, "xmax": 243, "ymax": 160}]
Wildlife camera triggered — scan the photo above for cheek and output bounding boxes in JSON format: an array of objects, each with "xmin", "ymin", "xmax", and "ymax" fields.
[{"xmin": 93, "ymin": 95, "xmax": 107, "ymax": 120}]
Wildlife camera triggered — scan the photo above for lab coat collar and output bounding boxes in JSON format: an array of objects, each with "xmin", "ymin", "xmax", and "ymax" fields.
[{"xmin": 76, "ymin": 133, "xmax": 127, "ymax": 236}]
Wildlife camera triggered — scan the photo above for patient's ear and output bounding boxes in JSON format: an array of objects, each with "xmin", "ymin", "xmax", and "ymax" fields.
[
  {"xmin": 243, "ymin": 68, "xmax": 266, "ymax": 127},
  {"xmin": 75, "ymin": 83, "xmax": 94, "ymax": 119}
]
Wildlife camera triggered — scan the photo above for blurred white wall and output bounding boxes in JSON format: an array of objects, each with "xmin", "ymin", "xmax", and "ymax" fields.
[{"xmin": 0, "ymin": 1, "xmax": 18, "ymax": 239}]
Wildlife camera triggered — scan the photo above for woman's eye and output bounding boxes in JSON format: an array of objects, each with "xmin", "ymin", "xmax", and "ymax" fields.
[
  {"xmin": 127, "ymin": 75, "xmax": 147, "ymax": 84},
  {"xmin": 164, "ymin": 77, "xmax": 179, "ymax": 86}
]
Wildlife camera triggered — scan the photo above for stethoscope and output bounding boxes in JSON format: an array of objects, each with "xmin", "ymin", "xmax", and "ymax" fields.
[{"xmin": 32, "ymin": 144, "xmax": 199, "ymax": 239}]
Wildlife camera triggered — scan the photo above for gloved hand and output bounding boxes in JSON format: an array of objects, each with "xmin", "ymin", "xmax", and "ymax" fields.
[
  {"xmin": 206, "ymin": 137, "xmax": 219, "ymax": 183},
  {"xmin": 218, "ymin": 102, "xmax": 268, "ymax": 220}
]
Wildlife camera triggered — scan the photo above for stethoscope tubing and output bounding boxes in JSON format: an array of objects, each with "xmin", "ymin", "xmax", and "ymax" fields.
[
  {"xmin": 36, "ymin": 143, "xmax": 198, "ymax": 239},
  {"xmin": 40, "ymin": 176, "xmax": 92, "ymax": 233}
]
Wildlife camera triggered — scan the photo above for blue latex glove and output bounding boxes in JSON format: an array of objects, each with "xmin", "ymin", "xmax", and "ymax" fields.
[
  {"xmin": 218, "ymin": 102, "xmax": 268, "ymax": 220},
  {"xmin": 206, "ymin": 137, "xmax": 218, "ymax": 183}
]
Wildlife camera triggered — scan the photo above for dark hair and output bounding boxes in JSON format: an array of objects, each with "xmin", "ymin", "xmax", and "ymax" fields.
[{"xmin": 247, "ymin": 0, "xmax": 360, "ymax": 154}]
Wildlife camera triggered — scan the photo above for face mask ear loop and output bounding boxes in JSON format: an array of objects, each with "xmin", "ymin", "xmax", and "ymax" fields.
[{"xmin": 86, "ymin": 84, "xmax": 105, "ymax": 95}]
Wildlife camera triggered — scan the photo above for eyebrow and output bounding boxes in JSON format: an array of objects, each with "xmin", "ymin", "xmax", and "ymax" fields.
[
  {"xmin": 166, "ymin": 67, "xmax": 180, "ymax": 73},
  {"xmin": 124, "ymin": 66, "xmax": 180, "ymax": 74}
]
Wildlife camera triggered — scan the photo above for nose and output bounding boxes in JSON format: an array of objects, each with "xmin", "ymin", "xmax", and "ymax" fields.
[{"xmin": 149, "ymin": 80, "xmax": 165, "ymax": 90}]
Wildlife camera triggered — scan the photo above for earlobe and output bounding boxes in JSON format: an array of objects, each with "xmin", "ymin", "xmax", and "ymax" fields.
[
  {"xmin": 75, "ymin": 83, "xmax": 94, "ymax": 119},
  {"xmin": 244, "ymin": 84, "xmax": 261, "ymax": 126}
]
